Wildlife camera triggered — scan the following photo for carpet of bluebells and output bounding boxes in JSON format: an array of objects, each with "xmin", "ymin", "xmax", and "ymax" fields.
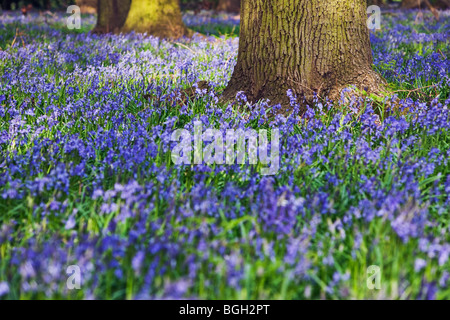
[{"xmin": 0, "ymin": 9, "xmax": 449, "ymax": 300}]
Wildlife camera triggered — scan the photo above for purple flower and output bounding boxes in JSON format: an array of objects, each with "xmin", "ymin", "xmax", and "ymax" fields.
[
  {"xmin": 0, "ymin": 282, "xmax": 9, "ymax": 297},
  {"xmin": 414, "ymin": 258, "xmax": 427, "ymax": 272}
]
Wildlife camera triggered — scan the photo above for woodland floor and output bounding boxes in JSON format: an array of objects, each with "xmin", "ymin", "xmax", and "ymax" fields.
[{"xmin": 0, "ymin": 9, "xmax": 449, "ymax": 299}]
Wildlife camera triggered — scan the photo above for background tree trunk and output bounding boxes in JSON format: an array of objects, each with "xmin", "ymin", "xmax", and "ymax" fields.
[
  {"xmin": 217, "ymin": 0, "xmax": 240, "ymax": 13},
  {"xmin": 402, "ymin": 0, "xmax": 442, "ymax": 20},
  {"xmin": 93, "ymin": 0, "xmax": 131, "ymax": 34},
  {"xmin": 222, "ymin": 0, "xmax": 384, "ymax": 112},
  {"xmin": 121, "ymin": 0, "xmax": 189, "ymax": 39},
  {"xmin": 367, "ymin": 0, "xmax": 384, "ymax": 5}
]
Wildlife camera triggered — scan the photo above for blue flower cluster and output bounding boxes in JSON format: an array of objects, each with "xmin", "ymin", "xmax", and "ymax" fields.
[{"xmin": 0, "ymin": 10, "xmax": 449, "ymax": 299}]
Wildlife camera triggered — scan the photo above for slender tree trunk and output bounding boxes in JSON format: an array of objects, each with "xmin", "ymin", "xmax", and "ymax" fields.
[
  {"xmin": 223, "ymin": 0, "xmax": 384, "ymax": 113},
  {"xmin": 121, "ymin": 0, "xmax": 189, "ymax": 39},
  {"xmin": 217, "ymin": 0, "xmax": 240, "ymax": 13},
  {"xmin": 93, "ymin": 0, "xmax": 131, "ymax": 34}
]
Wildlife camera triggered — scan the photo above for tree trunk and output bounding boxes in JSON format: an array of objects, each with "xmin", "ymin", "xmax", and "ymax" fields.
[
  {"xmin": 222, "ymin": 0, "xmax": 384, "ymax": 113},
  {"xmin": 217, "ymin": 0, "xmax": 241, "ymax": 13},
  {"xmin": 367, "ymin": 0, "xmax": 384, "ymax": 5},
  {"xmin": 121, "ymin": 0, "xmax": 189, "ymax": 39},
  {"xmin": 93, "ymin": 0, "xmax": 131, "ymax": 34}
]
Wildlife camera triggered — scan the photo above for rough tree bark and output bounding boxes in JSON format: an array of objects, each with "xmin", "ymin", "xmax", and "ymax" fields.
[
  {"xmin": 93, "ymin": 0, "xmax": 131, "ymax": 34},
  {"xmin": 121, "ymin": 0, "xmax": 189, "ymax": 39},
  {"xmin": 222, "ymin": 0, "xmax": 385, "ymax": 113},
  {"xmin": 217, "ymin": 0, "xmax": 241, "ymax": 13}
]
